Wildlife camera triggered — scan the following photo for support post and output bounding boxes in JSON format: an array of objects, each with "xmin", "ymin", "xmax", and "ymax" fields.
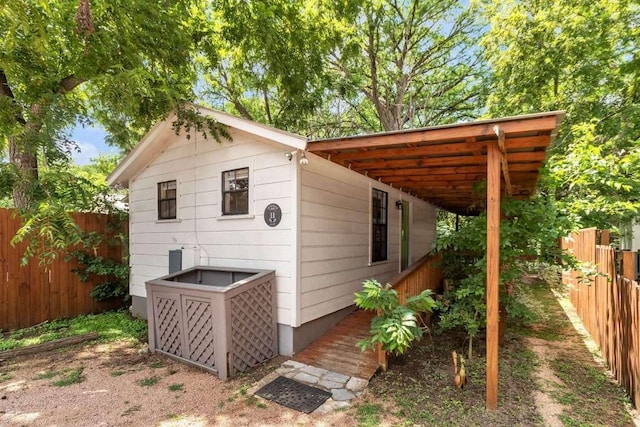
[{"xmin": 486, "ymin": 141, "xmax": 501, "ymax": 410}]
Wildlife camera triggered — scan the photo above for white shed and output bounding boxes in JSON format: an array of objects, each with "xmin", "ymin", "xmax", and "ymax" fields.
[{"xmin": 108, "ymin": 105, "xmax": 437, "ymax": 355}]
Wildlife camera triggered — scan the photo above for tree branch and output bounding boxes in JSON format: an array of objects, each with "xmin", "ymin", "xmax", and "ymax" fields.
[
  {"xmin": 55, "ymin": 75, "xmax": 85, "ymax": 94},
  {"xmin": 0, "ymin": 69, "xmax": 27, "ymax": 125}
]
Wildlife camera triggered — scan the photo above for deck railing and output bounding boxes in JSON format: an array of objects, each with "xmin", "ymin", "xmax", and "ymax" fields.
[{"xmin": 377, "ymin": 253, "xmax": 443, "ymax": 370}]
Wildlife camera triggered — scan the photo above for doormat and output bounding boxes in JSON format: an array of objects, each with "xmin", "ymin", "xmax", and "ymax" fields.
[{"xmin": 255, "ymin": 376, "xmax": 332, "ymax": 413}]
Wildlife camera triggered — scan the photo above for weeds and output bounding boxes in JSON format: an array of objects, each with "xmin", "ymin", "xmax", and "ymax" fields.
[
  {"xmin": 168, "ymin": 383, "xmax": 183, "ymax": 392},
  {"xmin": 137, "ymin": 376, "xmax": 160, "ymax": 387},
  {"xmin": 110, "ymin": 370, "xmax": 126, "ymax": 377},
  {"xmin": 0, "ymin": 310, "xmax": 147, "ymax": 351},
  {"xmin": 355, "ymin": 403, "xmax": 383, "ymax": 427},
  {"xmin": 51, "ymin": 367, "xmax": 85, "ymax": 387}
]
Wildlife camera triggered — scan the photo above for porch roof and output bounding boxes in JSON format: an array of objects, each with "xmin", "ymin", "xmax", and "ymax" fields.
[{"xmin": 306, "ymin": 111, "xmax": 565, "ymax": 214}]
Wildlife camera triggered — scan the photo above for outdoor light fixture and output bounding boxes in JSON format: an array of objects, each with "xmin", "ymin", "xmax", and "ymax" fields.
[
  {"xmin": 284, "ymin": 150, "xmax": 296, "ymax": 161},
  {"xmin": 396, "ymin": 200, "xmax": 403, "ymax": 210},
  {"xmin": 299, "ymin": 152, "xmax": 309, "ymax": 166}
]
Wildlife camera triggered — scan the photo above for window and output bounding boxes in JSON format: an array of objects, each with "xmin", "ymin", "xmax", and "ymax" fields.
[
  {"xmin": 222, "ymin": 167, "xmax": 249, "ymax": 215},
  {"xmin": 158, "ymin": 180, "xmax": 177, "ymax": 220},
  {"xmin": 371, "ymin": 188, "xmax": 388, "ymax": 263}
]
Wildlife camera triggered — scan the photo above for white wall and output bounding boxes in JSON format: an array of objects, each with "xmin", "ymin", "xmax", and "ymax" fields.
[
  {"xmin": 128, "ymin": 127, "xmax": 297, "ymax": 326},
  {"xmin": 632, "ymin": 223, "xmax": 640, "ymax": 252},
  {"xmin": 299, "ymin": 153, "xmax": 437, "ymax": 324}
]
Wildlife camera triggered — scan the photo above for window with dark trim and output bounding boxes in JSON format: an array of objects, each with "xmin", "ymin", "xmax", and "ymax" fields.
[
  {"xmin": 371, "ymin": 188, "xmax": 388, "ymax": 263},
  {"xmin": 222, "ymin": 167, "xmax": 249, "ymax": 215},
  {"xmin": 158, "ymin": 180, "xmax": 177, "ymax": 220}
]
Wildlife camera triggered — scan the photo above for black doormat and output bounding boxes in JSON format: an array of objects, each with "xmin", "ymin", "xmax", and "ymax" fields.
[{"xmin": 255, "ymin": 376, "xmax": 332, "ymax": 413}]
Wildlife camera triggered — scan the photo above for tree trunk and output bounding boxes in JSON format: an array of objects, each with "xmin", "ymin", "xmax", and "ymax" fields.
[{"xmin": 8, "ymin": 136, "xmax": 39, "ymax": 209}]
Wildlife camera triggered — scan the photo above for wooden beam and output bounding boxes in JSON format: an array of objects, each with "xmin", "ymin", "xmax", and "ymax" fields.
[
  {"xmin": 326, "ymin": 135, "xmax": 549, "ymax": 163},
  {"xmin": 370, "ymin": 163, "xmax": 542, "ymax": 177},
  {"xmin": 494, "ymin": 126, "xmax": 512, "ymax": 196},
  {"xmin": 350, "ymin": 151, "xmax": 546, "ymax": 171},
  {"xmin": 486, "ymin": 141, "xmax": 501, "ymax": 410},
  {"xmin": 307, "ymin": 115, "xmax": 558, "ymax": 152}
]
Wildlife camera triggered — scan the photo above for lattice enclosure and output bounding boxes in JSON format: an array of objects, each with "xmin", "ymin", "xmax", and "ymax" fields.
[
  {"xmin": 147, "ymin": 267, "xmax": 276, "ymax": 380},
  {"xmin": 230, "ymin": 280, "xmax": 277, "ymax": 375},
  {"xmin": 154, "ymin": 296, "xmax": 183, "ymax": 357},
  {"xmin": 185, "ymin": 298, "xmax": 216, "ymax": 369}
]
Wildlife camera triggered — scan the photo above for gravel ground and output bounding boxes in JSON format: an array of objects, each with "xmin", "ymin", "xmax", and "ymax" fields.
[{"xmin": 0, "ymin": 340, "xmax": 365, "ymax": 427}]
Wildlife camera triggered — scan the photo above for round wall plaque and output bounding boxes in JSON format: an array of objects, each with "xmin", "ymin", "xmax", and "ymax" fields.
[{"xmin": 264, "ymin": 203, "xmax": 282, "ymax": 227}]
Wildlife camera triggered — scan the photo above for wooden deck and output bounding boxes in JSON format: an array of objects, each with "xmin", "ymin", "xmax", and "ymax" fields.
[{"xmin": 293, "ymin": 310, "xmax": 379, "ymax": 380}]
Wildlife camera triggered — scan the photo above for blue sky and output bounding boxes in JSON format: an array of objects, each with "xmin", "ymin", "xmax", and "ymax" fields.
[{"xmin": 69, "ymin": 123, "xmax": 114, "ymax": 165}]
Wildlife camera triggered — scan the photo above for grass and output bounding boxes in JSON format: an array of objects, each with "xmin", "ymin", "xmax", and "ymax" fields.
[
  {"xmin": 549, "ymin": 355, "xmax": 631, "ymax": 426},
  {"xmin": 51, "ymin": 367, "xmax": 85, "ymax": 387},
  {"xmin": 355, "ymin": 403, "xmax": 383, "ymax": 427},
  {"xmin": 137, "ymin": 376, "xmax": 160, "ymax": 387},
  {"xmin": 0, "ymin": 372, "xmax": 12, "ymax": 382},
  {"xmin": 168, "ymin": 383, "xmax": 183, "ymax": 392},
  {"xmin": 364, "ymin": 277, "xmax": 633, "ymax": 427},
  {"xmin": 110, "ymin": 370, "xmax": 126, "ymax": 377},
  {"xmin": 35, "ymin": 367, "xmax": 86, "ymax": 386},
  {"xmin": 0, "ymin": 310, "xmax": 147, "ymax": 351}
]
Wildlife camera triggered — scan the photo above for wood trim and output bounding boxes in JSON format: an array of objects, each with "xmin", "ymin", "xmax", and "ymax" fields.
[
  {"xmin": 349, "ymin": 151, "xmax": 546, "ymax": 171},
  {"xmin": 326, "ymin": 135, "xmax": 550, "ymax": 163},
  {"xmin": 307, "ymin": 115, "xmax": 558, "ymax": 152},
  {"xmin": 486, "ymin": 142, "xmax": 501, "ymax": 410}
]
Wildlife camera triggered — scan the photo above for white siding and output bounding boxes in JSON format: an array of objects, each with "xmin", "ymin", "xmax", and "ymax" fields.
[
  {"xmin": 128, "ymin": 128, "xmax": 297, "ymax": 326},
  {"xmin": 299, "ymin": 153, "xmax": 437, "ymax": 324}
]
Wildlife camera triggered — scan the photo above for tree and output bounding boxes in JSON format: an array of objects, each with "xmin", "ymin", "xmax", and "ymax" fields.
[
  {"xmin": 326, "ymin": 0, "xmax": 487, "ymax": 133},
  {"xmin": 198, "ymin": 0, "xmax": 346, "ymax": 133},
  {"xmin": 0, "ymin": 0, "xmax": 202, "ymax": 209},
  {"xmin": 481, "ymin": 0, "xmax": 640, "ymax": 229}
]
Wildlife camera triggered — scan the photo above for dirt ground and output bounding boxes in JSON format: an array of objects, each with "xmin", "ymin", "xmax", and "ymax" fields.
[
  {"xmin": 0, "ymin": 342, "xmax": 365, "ymax": 427},
  {"xmin": 0, "ymin": 280, "xmax": 636, "ymax": 426}
]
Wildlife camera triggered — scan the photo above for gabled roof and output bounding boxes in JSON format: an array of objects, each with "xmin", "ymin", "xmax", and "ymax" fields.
[
  {"xmin": 107, "ymin": 104, "xmax": 308, "ymax": 187},
  {"xmin": 307, "ymin": 111, "xmax": 565, "ymax": 214}
]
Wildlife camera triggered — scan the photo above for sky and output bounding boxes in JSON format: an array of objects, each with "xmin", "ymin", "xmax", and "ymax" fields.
[{"xmin": 69, "ymin": 123, "xmax": 114, "ymax": 165}]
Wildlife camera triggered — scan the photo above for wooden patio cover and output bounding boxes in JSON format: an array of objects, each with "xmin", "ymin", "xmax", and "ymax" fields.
[{"xmin": 306, "ymin": 110, "xmax": 565, "ymax": 409}]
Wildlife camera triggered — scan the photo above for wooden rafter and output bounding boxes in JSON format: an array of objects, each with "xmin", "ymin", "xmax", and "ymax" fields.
[{"xmin": 306, "ymin": 111, "xmax": 564, "ymax": 215}]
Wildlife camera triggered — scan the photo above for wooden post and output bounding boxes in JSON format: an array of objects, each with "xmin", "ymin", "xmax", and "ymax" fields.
[{"xmin": 486, "ymin": 141, "xmax": 501, "ymax": 410}]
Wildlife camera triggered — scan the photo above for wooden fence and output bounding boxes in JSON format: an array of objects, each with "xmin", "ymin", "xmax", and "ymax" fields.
[
  {"xmin": 0, "ymin": 209, "xmax": 127, "ymax": 331},
  {"xmin": 561, "ymin": 228, "xmax": 640, "ymax": 408},
  {"xmin": 377, "ymin": 253, "xmax": 443, "ymax": 370}
]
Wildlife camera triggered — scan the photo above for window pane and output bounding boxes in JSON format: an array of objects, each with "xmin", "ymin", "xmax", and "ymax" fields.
[
  {"xmin": 371, "ymin": 189, "xmax": 388, "ymax": 262},
  {"xmin": 222, "ymin": 168, "xmax": 249, "ymax": 215},
  {"xmin": 158, "ymin": 180, "xmax": 177, "ymax": 220}
]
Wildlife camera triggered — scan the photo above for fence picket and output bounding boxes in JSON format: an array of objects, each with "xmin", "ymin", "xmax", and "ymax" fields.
[
  {"xmin": 0, "ymin": 209, "xmax": 126, "ymax": 331},
  {"xmin": 562, "ymin": 229, "xmax": 639, "ymax": 407}
]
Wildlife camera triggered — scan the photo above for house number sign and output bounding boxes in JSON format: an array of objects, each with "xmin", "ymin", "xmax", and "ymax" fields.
[{"xmin": 264, "ymin": 203, "xmax": 282, "ymax": 227}]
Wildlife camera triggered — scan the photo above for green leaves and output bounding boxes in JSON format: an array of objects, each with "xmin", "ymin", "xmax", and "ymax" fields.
[{"xmin": 355, "ymin": 279, "xmax": 436, "ymax": 355}]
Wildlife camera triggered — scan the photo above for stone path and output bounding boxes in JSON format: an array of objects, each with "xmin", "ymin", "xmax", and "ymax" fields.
[{"xmin": 250, "ymin": 360, "xmax": 369, "ymax": 414}]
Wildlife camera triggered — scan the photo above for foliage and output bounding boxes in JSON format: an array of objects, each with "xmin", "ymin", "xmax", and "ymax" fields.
[
  {"xmin": 0, "ymin": 310, "xmax": 147, "ymax": 351},
  {"xmin": 434, "ymin": 196, "xmax": 574, "ymax": 342},
  {"xmin": 198, "ymin": 0, "xmax": 343, "ymax": 132},
  {"xmin": 480, "ymin": 0, "xmax": 640, "ymax": 229},
  {"xmin": 67, "ymin": 250, "xmax": 129, "ymax": 301},
  {"xmin": 325, "ymin": 0, "xmax": 487, "ymax": 133},
  {"xmin": 354, "ymin": 279, "xmax": 436, "ymax": 355}
]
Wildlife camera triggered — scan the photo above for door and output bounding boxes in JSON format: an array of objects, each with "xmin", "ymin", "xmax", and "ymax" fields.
[{"xmin": 401, "ymin": 200, "xmax": 410, "ymax": 270}]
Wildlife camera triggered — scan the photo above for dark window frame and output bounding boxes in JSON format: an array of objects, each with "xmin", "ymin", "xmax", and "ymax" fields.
[
  {"xmin": 157, "ymin": 180, "xmax": 177, "ymax": 220},
  {"xmin": 222, "ymin": 167, "xmax": 249, "ymax": 215},
  {"xmin": 371, "ymin": 188, "xmax": 388, "ymax": 263}
]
